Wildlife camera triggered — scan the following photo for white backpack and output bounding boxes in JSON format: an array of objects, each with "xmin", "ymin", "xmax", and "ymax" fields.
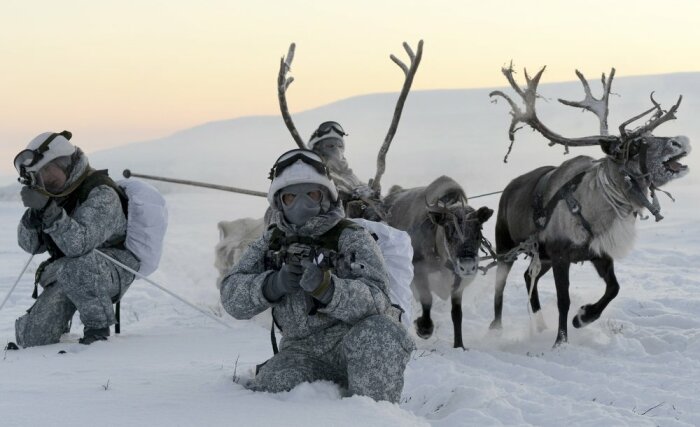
[
  {"xmin": 350, "ymin": 219, "xmax": 414, "ymax": 329},
  {"xmin": 117, "ymin": 179, "xmax": 168, "ymax": 276}
]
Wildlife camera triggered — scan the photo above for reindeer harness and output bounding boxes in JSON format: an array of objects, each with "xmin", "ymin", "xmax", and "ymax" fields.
[
  {"xmin": 533, "ymin": 169, "xmax": 594, "ymax": 237},
  {"xmin": 478, "ymin": 169, "xmax": 593, "ymax": 274}
]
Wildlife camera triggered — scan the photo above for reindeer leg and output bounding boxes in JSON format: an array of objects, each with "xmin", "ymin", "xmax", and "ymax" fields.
[
  {"xmin": 413, "ymin": 269, "xmax": 434, "ymax": 339},
  {"xmin": 524, "ymin": 260, "xmax": 551, "ymax": 332},
  {"xmin": 490, "ymin": 261, "xmax": 513, "ymax": 330},
  {"xmin": 551, "ymin": 258, "xmax": 571, "ymax": 347},
  {"xmin": 573, "ymin": 256, "xmax": 620, "ymax": 328},
  {"xmin": 451, "ymin": 277, "xmax": 465, "ymax": 349}
]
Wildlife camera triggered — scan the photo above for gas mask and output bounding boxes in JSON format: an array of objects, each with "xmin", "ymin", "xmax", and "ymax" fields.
[
  {"xmin": 279, "ymin": 183, "xmax": 329, "ymax": 226},
  {"xmin": 314, "ymin": 139, "xmax": 349, "ymax": 172}
]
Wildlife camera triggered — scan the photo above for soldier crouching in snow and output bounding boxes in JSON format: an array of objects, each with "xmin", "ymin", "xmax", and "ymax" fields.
[
  {"xmin": 12, "ymin": 131, "xmax": 139, "ymax": 347},
  {"xmin": 220, "ymin": 148, "xmax": 415, "ymax": 403},
  {"xmin": 307, "ymin": 121, "xmax": 383, "ymax": 220}
]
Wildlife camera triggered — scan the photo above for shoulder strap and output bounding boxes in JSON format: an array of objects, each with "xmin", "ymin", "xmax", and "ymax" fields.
[
  {"xmin": 316, "ymin": 218, "xmax": 359, "ymax": 251},
  {"xmin": 75, "ymin": 170, "xmax": 128, "ymax": 216}
]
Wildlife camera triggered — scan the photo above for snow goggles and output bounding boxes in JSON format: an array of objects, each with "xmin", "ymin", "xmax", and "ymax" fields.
[
  {"xmin": 310, "ymin": 121, "xmax": 347, "ymax": 141},
  {"xmin": 13, "ymin": 131, "xmax": 72, "ymax": 185},
  {"xmin": 269, "ymin": 149, "xmax": 330, "ymax": 181}
]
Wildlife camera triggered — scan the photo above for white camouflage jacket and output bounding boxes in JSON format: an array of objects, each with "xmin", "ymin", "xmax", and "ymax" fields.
[{"xmin": 220, "ymin": 207, "xmax": 392, "ymax": 343}]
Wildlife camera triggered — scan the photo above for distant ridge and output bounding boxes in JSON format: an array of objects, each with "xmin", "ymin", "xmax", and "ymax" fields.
[{"xmin": 1, "ymin": 72, "xmax": 697, "ymax": 199}]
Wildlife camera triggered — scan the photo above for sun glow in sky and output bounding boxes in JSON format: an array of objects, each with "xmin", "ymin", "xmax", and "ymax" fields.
[{"xmin": 1, "ymin": 0, "xmax": 699, "ymax": 175}]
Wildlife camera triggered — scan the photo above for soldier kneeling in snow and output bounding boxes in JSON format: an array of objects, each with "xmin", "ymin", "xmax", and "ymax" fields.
[
  {"xmin": 12, "ymin": 131, "xmax": 139, "ymax": 347},
  {"xmin": 220, "ymin": 149, "xmax": 415, "ymax": 403}
]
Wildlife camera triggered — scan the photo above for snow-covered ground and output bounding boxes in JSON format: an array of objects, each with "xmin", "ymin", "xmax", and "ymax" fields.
[
  {"xmin": 2, "ymin": 185, "xmax": 698, "ymax": 426},
  {"xmin": 1, "ymin": 73, "xmax": 699, "ymax": 425}
]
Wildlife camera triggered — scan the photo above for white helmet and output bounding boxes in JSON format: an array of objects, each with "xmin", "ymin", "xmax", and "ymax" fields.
[
  {"xmin": 268, "ymin": 149, "xmax": 339, "ymax": 205},
  {"xmin": 14, "ymin": 131, "xmax": 76, "ymax": 176},
  {"xmin": 307, "ymin": 121, "xmax": 347, "ymax": 150}
]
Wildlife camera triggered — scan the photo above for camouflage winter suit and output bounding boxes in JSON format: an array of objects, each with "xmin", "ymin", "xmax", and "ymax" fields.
[
  {"xmin": 220, "ymin": 207, "xmax": 415, "ymax": 403},
  {"xmin": 15, "ymin": 155, "xmax": 139, "ymax": 347}
]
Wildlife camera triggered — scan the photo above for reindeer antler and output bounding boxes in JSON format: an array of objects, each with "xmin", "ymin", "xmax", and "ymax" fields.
[
  {"xmin": 371, "ymin": 40, "xmax": 424, "ymax": 193},
  {"xmin": 558, "ymin": 68, "xmax": 615, "ymax": 136},
  {"xmin": 619, "ymin": 92, "xmax": 683, "ymax": 141},
  {"xmin": 278, "ymin": 43, "xmax": 306, "ymax": 149},
  {"xmin": 490, "ymin": 62, "xmax": 618, "ymax": 162}
]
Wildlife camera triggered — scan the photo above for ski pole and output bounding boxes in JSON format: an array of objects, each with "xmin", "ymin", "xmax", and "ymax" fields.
[
  {"xmin": 94, "ymin": 249, "xmax": 233, "ymax": 330},
  {"xmin": 122, "ymin": 170, "xmax": 267, "ymax": 198},
  {"xmin": 0, "ymin": 254, "xmax": 34, "ymax": 313}
]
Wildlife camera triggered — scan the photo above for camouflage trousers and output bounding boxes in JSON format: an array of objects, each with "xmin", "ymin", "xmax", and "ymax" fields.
[
  {"xmin": 251, "ymin": 314, "xmax": 415, "ymax": 403},
  {"xmin": 15, "ymin": 248, "xmax": 138, "ymax": 348}
]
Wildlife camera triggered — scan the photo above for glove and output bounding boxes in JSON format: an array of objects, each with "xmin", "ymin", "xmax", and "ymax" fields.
[
  {"xmin": 262, "ymin": 263, "xmax": 303, "ymax": 302},
  {"xmin": 300, "ymin": 259, "xmax": 334, "ymax": 305},
  {"xmin": 36, "ymin": 261, "xmax": 60, "ymax": 288},
  {"xmin": 20, "ymin": 209, "xmax": 44, "ymax": 230},
  {"xmin": 20, "ymin": 186, "xmax": 49, "ymax": 210},
  {"xmin": 41, "ymin": 201, "xmax": 63, "ymax": 227}
]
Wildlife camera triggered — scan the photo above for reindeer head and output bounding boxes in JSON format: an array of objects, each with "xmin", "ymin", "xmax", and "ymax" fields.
[
  {"xmin": 602, "ymin": 134, "xmax": 691, "ymax": 189},
  {"xmin": 603, "ymin": 93, "xmax": 691, "ymax": 189},
  {"xmin": 425, "ymin": 177, "xmax": 494, "ymax": 278},
  {"xmin": 491, "ymin": 64, "xmax": 691, "ymax": 218}
]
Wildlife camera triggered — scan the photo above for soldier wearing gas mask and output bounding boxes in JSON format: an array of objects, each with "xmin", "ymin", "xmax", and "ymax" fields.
[
  {"xmin": 307, "ymin": 121, "xmax": 383, "ymax": 220},
  {"xmin": 220, "ymin": 149, "xmax": 414, "ymax": 403},
  {"xmin": 11, "ymin": 131, "xmax": 139, "ymax": 347}
]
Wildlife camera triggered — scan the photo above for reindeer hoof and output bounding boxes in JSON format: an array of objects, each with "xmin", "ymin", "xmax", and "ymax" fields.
[
  {"xmin": 414, "ymin": 319, "xmax": 434, "ymax": 339},
  {"xmin": 552, "ymin": 333, "xmax": 568, "ymax": 348},
  {"xmin": 489, "ymin": 319, "xmax": 502, "ymax": 330},
  {"xmin": 572, "ymin": 304, "xmax": 597, "ymax": 329}
]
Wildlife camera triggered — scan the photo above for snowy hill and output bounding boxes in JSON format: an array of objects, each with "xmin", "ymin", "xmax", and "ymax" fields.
[
  {"xmin": 87, "ymin": 71, "xmax": 700, "ymax": 194},
  {"xmin": 1, "ymin": 72, "xmax": 699, "ymax": 426},
  {"xmin": 3, "ymin": 71, "xmax": 696, "ymax": 194}
]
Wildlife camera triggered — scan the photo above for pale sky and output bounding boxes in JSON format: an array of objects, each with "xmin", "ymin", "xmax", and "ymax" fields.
[{"xmin": 1, "ymin": 0, "xmax": 699, "ymax": 176}]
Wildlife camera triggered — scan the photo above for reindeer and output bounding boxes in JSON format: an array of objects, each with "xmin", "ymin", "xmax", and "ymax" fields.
[
  {"xmin": 383, "ymin": 177, "xmax": 493, "ymax": 348},
  {"xmin": 278, "ymin": 41, "xmax": 495, "ymax": 348},
  {"xmin": 214, "ymin": 217, "xmax": 266, "ymax": 288},
  {"xmin": 489, "ymin": 64, "xmax": 691, "ymax": 347}
]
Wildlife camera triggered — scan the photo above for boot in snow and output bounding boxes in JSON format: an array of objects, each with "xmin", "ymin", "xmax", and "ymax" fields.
[{"xmin": 79, "ymin": 327, "xmax": 110, "ymax": 345}]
